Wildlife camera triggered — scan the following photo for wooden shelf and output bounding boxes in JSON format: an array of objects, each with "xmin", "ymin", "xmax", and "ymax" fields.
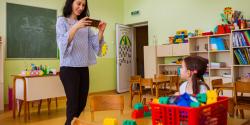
[
  {"xmin": 232, "ymin": 46, "xmax": 250, "ymax": 49},
  {"xmin": 232, "ymin": 28, "xmax": 250, "ymax": 32},
  {"xmin": 209, "ymin": 50, "xmax": 230, "ymax": 53},
  {"xmin": 158, "ymin": 64, "xmax": 181, "ymax": 66},
  {"xmin": 190, "ymin": 51, "xmax": 208, "ymax": 53}
]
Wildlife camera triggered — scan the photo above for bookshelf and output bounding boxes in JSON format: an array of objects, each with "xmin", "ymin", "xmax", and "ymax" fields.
[
  {"xmin": 144, "ymin": 29, "xmax": 250, "ymax": 97},
  {"xmin": 231, "ymin": 29, "xmax": 250, "ymax": 82},
  {"xmin": 0, "ymin": 36, "xmax": 3, "ymax": 111},
  {"xmin": 188, "ymin": 33, "xmax": 232, "ymax": 88}
]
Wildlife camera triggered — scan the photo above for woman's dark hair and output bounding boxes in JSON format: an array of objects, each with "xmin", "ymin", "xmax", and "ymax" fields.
[
  {"xmin": 63, "ymin": 0, "xmax": 90, "ymax": 20},
  {"xmin": 183, "ymin": 56, "xmax": 209, "ymax": 94}
]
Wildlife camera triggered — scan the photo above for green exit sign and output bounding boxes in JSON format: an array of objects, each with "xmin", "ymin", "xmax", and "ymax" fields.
[{"xmin": 131, "ymin": 10, "xmax": 140, "ymax": 16}]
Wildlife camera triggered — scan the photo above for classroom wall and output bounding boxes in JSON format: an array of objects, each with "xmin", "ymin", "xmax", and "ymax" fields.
[
  {"xmin": 123, "ymin": 0, "xmax": 250, "ymax": 45},
  {"xmin": 0, "ymin": 0, "xmax": 124, "ymax": 104}
]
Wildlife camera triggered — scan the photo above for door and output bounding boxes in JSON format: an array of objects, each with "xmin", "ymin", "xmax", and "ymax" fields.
[{"xmin": 116, "ymin": 24, "xmax": 135, "ymax": 93}]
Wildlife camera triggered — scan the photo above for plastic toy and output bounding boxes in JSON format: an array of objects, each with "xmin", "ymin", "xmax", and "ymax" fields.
[
  {"xmin": 132, "ymin": 109, "xmax": 144, "ymax": 119},
  {"xmin": 206, "ymin": 90, "xmax": 218, "ymax": 104},
  {"xmin": 174, "ymin": 35, "xmax": 185, "ymax": 43},
  {"xmin": 152, "ymin": 98, "xmax": 159, "ymax": 104},
  {"xmin": 134, "ymin": 103, "xmax": 143, "ymax": 110},
  {"xmin": 143, "ymin": 106, "xmax": 149, "ymax": 112},
  {"xmin": 196, "ymin": 93, "xmax": 207, "ymax": 103},
  {"xmin": 190, "ymin": 101, "xmax": 200, "ymax": 107},
  {"xmin": 123, "ymin": 120, "xmax": 137, "ymax": 125},
  {"xmin": 103, "ymin": 118, "xmax": 118, "ymax": 125},
  {"xmin": 177, "ymin": 93, "xmax": 192, "ymax": 107},
  {"xmin": 176, "ymin": 30, "xmax": 188, "ymax": 36},
  {"xmin": 144, "ymin": 110, "xmax": 152, "ymax": 117},
  {"xmin": 159, "ymin": 97, "xmax": 169, "ymax": 104}
]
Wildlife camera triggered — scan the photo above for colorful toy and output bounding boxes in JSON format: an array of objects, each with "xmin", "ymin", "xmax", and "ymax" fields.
[
  {"xmin": 144, "ymin": 110, "xmax": 152, "ymax": 117},
  {"xmin": 103, "ymin": 118, "xmax": 118, "ymax": 125},
  {"xmin": 159, "ymin": 97, "xmax": 169, "ymax": 104},
  {"xmin": 152, "ymin": 98, "xmax": 159, "ymax": 104},
  {"xmin": 176, "ymin": 30, "xmax": 188, "ymax": 36},
  {"xmin": 134, "ymin": 103, "xmax": 143, "ymax": 110},
  {"xmin": 196, "ymin": 93, "xmax": 207, "ymax": 103},
  {"xmin": 190, "ymin": 101, "xmax": 200, "ymax": 107},
  {"xmin": 177, "ymin": 93, "xmax": 192, "ymax": 107},
  {"xmin": 123, "ymin": 120, "xmax": 137, "ymax": 125},
  {"xmin": 202, "ymin": 31, "xmax": 213, "ymax": 36},
  {"xmin": 132, "ymin": 109, "xmax": 144, "ymax": 119},
  {"xmin": 143, "ymin": 105, "xmax": 149, "ymax": 112},
  {"xmin": 174, "ymin": 34, "xmax": 185, "ymax": 43},
  {"xmin": 206, "ymin": 90, "xmax": 218, "ymax": 104}
]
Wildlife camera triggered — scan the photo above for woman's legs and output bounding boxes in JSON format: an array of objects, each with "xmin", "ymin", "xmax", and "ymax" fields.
[
  {"xmin": 78, "ymin": 67, "xmax": 89, "ymax": 116},
  {"xmin": 59, "ymin": 67, "xmax": 81, "ymax": 125}
]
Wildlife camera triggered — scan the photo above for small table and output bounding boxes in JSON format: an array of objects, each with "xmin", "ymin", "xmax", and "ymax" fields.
[
  {"xmin": 153, "ymin": 75, "xmax": 179, "ymax": 98},
  {"xmin": 12, "ymin": 74, "xmax": 65, "ymax": 122}
]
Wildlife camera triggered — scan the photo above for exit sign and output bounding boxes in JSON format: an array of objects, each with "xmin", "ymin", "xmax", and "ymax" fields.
[{"xmin": 131, "ymin": 10, "xmax": 140, "ymax": 16}]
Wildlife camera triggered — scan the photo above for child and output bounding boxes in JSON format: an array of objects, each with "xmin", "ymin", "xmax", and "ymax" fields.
[{"xmin": 178, "ymin": 56, "xmax": 210, "ymax": 95}]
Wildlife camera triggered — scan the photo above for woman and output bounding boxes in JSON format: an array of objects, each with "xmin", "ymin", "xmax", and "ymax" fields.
[{"xmin": 56, "ymin": 0, "xmax": 106, "ymax": 124}]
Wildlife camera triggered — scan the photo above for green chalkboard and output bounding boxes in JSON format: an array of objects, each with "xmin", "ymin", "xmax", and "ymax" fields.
[{"xmin": 7, "ymin": 3, "xmax": 57, "ymax": 58}]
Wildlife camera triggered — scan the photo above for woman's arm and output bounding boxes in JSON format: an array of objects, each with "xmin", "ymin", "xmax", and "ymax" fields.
[{"xmin": 68, "ymin": 17, "xmax": 92, "ymax": 43}]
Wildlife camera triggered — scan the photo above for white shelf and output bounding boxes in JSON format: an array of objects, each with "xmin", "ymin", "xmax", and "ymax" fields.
[
  {"xmin": 190, "ymin": 51, "xmax": 208, "ymax": 53},
  {"xmin": 209, "ymin": 50, "xmax": 230, "ymax": 53},
  {"xmin": 209, "ymin": 67, "xmax": 231, "ymax": 70}
]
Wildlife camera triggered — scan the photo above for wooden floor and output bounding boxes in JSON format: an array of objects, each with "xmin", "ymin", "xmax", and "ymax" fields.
[{"xmin": 0, "ymin": 92, "xmax": 249, "ymax": 125}]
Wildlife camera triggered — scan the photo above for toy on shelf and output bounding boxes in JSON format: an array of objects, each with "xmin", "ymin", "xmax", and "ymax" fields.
[
  {"xmin": 132, "ymin": 103, "xmax": 151, "ymax": 119},
  {"xmin": 123, "ymin": 120, "xmax": 137, "ymax": 125},
  {"xmin": 103, "ymin": 118, "xmax": 118, "ymax": 125},
  {"xmin": 20, "ymin": 64, "xmax": 57, "ymax": 76},
  {"xmin": 173, "ymin": 30, "xmax": 188, "ymax": 44},
  {"xmin": 202, "ymin": 31, "xmax": 214, "ymax": 36}
]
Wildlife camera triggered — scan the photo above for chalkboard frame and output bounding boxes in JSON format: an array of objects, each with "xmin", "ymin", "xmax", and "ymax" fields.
[{"xmin": 6, "ymin": 3, "xmax": 58, "ymax": 59}]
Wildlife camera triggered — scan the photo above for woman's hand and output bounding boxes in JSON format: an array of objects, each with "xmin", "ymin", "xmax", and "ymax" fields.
[
  {"xmin": 98, "ymin": 21, "xmax": 107, "ymax": 41},
  {"xmin": 98, "ymin": 21, "xmax": 106, "ymax": 34},
  {"xmin": 73, "ymin": 17, "xmax": 92, "ymax": 30}
]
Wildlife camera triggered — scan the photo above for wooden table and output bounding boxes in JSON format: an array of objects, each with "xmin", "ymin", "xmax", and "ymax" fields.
[
  {"xmin": 153, "ymin": 75, "xmax": 179, "ymax": 98},
  {"xmin": 12, "ymin": 75, "xmax": 65, "ymax": 122}
]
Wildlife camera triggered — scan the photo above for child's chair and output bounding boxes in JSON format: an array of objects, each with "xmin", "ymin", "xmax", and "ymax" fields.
[
  {"xmin": 129, "ymin": 75, "xmax": 141, "ymax": 107},
  {"xmin": 211, "ymin": 79, "xmax": 223, "ymax": 95},
  {"xmin": 89, "ymin": 95, "xmax": 124, "ymax": 121},
  {"xmin": 140, "ymin": 78, "xmax": 154, "ymax": 104}
]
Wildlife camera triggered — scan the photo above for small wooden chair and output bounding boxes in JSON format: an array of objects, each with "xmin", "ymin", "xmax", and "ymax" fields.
[
  {"xmin": 140, "ymin": 78, "xmax": 154, "ymax": 104},
  {"xmin": 154, "ymin": 74, "xmax": 170, "ymax": 97},
  {"xmin": 234, "ymin": 81, "xmax": 250, "ymax": 119},
  {"xmin": 89, "ymin": 95, "xmax": 124, "ymax": 121},
  {"xmin": 129, "ymin": 75, "xmax": 141, "ymax": 107},
  {"xmin": 211, "ymin": 79, "xmax": 223, "ymax": 95}
]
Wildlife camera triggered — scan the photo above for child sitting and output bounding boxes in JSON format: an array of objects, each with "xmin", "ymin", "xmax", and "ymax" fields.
[{"xmin": 178, "ymin": 56, "xmax": 210, "ymax": 95}]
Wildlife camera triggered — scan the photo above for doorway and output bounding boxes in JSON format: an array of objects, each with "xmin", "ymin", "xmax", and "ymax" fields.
[{"xmin": 134, "ymin": 26, "xmax": 148, "ymax": 77}]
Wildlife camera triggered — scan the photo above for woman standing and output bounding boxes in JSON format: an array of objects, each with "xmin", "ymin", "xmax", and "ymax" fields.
[{"xmin": 56, "ymin": 0, "xmax": 106, "ymax": 124}]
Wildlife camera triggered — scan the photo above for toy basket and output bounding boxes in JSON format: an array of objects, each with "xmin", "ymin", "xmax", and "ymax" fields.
[{"xmin": 150, "ymin": 96, "xmax": 228, "ymax": 125}]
